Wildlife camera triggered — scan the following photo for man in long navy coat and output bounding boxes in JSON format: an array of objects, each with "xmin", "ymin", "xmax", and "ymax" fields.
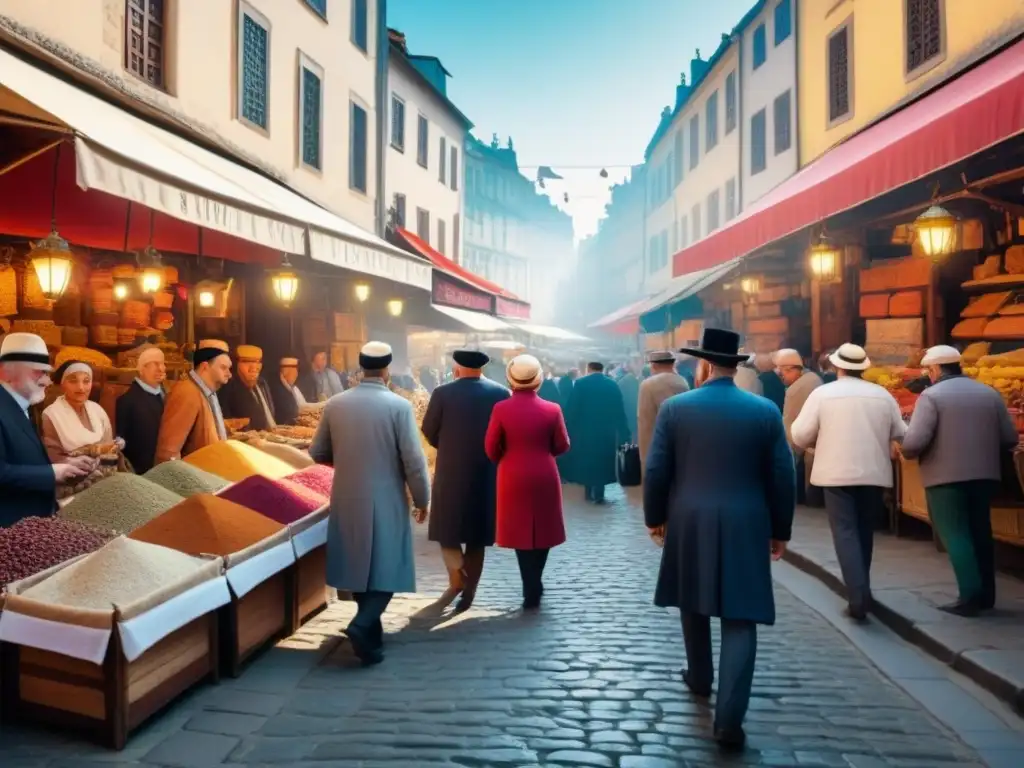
[
  {"xmin": 566, "ymin": 362, "xmax": 629, "ymax": 503},
  {"xmin": 644, "ymin": 328, "xmax": 795, "ymax": 750},
  {"xmin": 421, "ymin": 349, "xmax": 510, "ymax": 612}
]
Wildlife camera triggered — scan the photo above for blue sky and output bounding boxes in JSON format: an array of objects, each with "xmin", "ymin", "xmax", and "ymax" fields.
[{"xmin": 387, "ymin": 0, "xmax": 755, "ymax": 241}]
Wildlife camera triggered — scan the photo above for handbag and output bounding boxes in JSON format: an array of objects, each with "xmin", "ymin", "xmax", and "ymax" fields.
[{"xmin": 616, "ymin": 443, "xmax": 642, "ymax": 487}]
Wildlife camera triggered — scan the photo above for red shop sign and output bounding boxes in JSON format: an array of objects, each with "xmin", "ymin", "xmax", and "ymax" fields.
[
  {"xmin": 432, "ymin": 272, "xmax": 494, "ymax": 313},
  {"xmin": 495, "ymin": 296, "xmax": 530, "ymax": 319}
]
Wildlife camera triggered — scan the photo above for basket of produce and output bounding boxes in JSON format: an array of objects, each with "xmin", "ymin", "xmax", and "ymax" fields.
[
  {"xmin": 0, "ymin": 537, "xmax": 229, "ymax": 749},
  {"xmin": 152, "ymin": 290, "xmax": 175, "ymax": 310},
  {"xmin": 54, "ymin": 346, "xmax": 113, "ymax": 370}
]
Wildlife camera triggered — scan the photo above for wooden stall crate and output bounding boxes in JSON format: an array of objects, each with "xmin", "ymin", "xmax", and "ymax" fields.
[{"xmin": 293, "ymin": 546, "xmax": 329, "ymax": 630}]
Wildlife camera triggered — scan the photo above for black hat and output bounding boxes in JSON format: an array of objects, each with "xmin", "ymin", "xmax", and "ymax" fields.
[
  {"xmin": 359, "ymin": 341, "xmax": 393, "ymax": 371},
  {"xmin": 680, "ymin": 328, "xmax": 749, "ymax": 366},
  {"xmin": 453, "ymin": 349, "xmax": 489, "ymax": 369},
  {"xmin": 193, "ymin": 346, "xmax": 230, "ymax": 367}
]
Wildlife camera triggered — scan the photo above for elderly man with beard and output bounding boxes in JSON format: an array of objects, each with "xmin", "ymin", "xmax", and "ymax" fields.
[
  {"xmin": 220, "ymin": 345, "xmax": 277, "ymax": 431},
  {"xmin": 0, "ymin": 333, "xmax": 94, "ymax": 526}
]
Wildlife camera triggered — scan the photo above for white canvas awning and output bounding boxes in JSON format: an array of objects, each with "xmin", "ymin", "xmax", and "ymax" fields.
[
  {"xmin": 431, "ymin": 304, "xmax": 511, "ymax": 332},
  {"xmin": 0, "ymin": 48, "xmax": 430, "ymax": 290},
  {"xmin": 510, "ymin": 322, "xmax": 589, "ymax": 341}
]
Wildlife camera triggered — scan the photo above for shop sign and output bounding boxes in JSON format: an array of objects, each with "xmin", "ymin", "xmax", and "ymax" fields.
[
  {"xmin": 495, "ymin": 296, "xmax": 530, "ymax": 319},
  {"xmin": 432, "ymin": 272, "xmax": 494, "ymax": 313}
]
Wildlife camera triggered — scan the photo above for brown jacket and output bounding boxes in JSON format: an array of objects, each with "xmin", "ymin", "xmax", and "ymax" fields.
[{"xmin": 155, "ymin": 377, "xmax": 222, "ymax": 464}]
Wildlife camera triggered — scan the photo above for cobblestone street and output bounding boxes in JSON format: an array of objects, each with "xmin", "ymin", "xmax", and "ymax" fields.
[{"xmin": 3, "ymin": 486, "xmax": 993, "ymax": 767}]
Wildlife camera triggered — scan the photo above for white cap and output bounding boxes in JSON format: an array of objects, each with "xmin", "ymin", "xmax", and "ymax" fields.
[{"xmin": 920, "ymin": 345, "xmax": 961, "ymax": 366}]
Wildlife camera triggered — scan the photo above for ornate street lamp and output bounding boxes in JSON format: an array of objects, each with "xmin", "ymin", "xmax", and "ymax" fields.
[
  {"xmin": 28, "ymin": 230, "xmax": 74, "ymax": 299},
  {"xmin": 138, "ymin": 245, "xmax": 166, "ymax": 294},
  {"xmin": 270, "ymin": 255, "xmax": 300, "ymax": 306},
  {"xmin": 354, "ymin": 282, "xmax": 370, "ymax": 302},
  {"xmin": 913, "ymin": 204, "xmax": 957, "ymax": 259},
  {"xmin": 808, "ymin": 235, "xmax": 841, "ymax": 283}
]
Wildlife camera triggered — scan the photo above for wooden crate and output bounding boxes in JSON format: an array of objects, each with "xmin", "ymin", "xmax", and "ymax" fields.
[
  {"xmin": 292, "ymin": 545, "xmax": 329, "ymax": 632},
  {"xmin": 0, "ymin": 614, "xmax": 218, "ymax": 750},
  {"xmin": 219, "ymin": 567, "xmax": 294, "ymax": 678}
]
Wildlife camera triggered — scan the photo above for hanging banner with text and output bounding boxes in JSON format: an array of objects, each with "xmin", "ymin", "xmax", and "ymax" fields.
[{"xmin": 432, "ymin": 272, "xmax": 494, "ymax": 314}]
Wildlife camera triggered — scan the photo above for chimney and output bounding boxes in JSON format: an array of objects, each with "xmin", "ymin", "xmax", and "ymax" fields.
[
  {"xmin": 675, "ymin": 73, "xmax": 690, "ymax": 110},
  {"xmin": 388, "ymin": 28, "xmax": 407, "ymax": 53},
  {"xmin": 690, "ymin": 49, "xmax": 708, "ymax": 86}
]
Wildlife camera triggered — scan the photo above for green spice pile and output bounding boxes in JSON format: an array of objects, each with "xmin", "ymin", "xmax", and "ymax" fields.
[
  {"xmin": 58, "ymin": 474, "xmax": 184, "ymax": 535},
  {"xmin": 144, "ymin": 461, "xmax": 229, "ymax": 497}
]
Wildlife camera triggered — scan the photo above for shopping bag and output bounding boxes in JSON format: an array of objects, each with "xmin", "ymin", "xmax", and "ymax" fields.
[{"xmin": 616, "ymin": 443, "xmax": 642, "ymax": 487}]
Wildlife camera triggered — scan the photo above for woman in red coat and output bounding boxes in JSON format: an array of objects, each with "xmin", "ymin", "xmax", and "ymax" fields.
[{"xmin": 485, "ymin": 354, "xmax": 571, "ymax": 609}]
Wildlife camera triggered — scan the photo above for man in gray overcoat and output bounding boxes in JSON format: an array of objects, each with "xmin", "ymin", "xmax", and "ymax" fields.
[
  {"xmin": 422, "ymin": 348, "xmax": 509, "ymax": 613},
  {"xmin": 644, "ymin": 328, "xmax": 795, "ymax": 751},
  {"xmin": 309, "ymin": 341, "xmax": 430, "ymax": 665}
]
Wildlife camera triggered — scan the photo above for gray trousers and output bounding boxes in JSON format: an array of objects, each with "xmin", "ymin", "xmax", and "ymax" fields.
[
  {"xmin": 681, "ymin": 612, "xmax": 757, "ymax": 731},
  {"xmin": 823, "ymin": 485, "xmax": 884, "ymax": 613}
]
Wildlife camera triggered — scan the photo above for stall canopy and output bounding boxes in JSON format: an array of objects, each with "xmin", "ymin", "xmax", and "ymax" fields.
[
  {"xmin": 430, "ymin": 304, "xmax": 512, "ymax": 332},
  {"xmin": 0, "ymin": 47, "xmax": 431, "ymax": 289},
  {"xmin": 671, "ymin": 38, "xmax": 1024, "ymax": 277},
  {"xmin": 510, "ymin": 322, "xmax": 589, "ymax": 342},
  {"xmin": 588, "ymin": 295, "xmax": 657, "ymax": 336},
  {"xmin": 638, "ymin": 257, "xmax": 743, "ymax": 334}
]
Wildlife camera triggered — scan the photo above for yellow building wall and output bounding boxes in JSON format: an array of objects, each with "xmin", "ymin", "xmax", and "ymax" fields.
[{"xmin": 798, "ymin": 0, "xmax": 1024, "ymax": 166}]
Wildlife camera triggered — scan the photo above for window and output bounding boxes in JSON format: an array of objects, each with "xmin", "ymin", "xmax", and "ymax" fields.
[
  {"xmin": 689, "ymin": 114, "xmax": 699, "ymax": 170},
  {"xmin": 828, "ymin": 19, "xmax": 853, "ymax": 124},
  {"xmin": 299, "ymin": 56, "xmax": 323, "ymax": 171},
  {"xmin": 304, "ymin": 0, "xmax": 326, "ymax": 19},
  {"xmin": 691, "ymin": 204, "xmax": 701, "ymax": 241},
  {"xmin": 725, "ymin": 71, "xmax": 737, "ymax": 134},
  {"xmin": 725, "ymin": 178, "xmax": 737, "ymax": 221},
  {"xmin": 751, "ymin": 108, "xmax": 767, "ymax": 175},
  {"xmin": 680, "ymin": 215, "xmax": 688, "ymax": 248},
  {"xmin": 450, "ymin": 146, "xmax": 459, "ymax": 191},
  {"xmin": 438, "ymin": 219, "xmax": 447, "ymax": 255},
  {"xmin": 417, "ymin": 115, "xmax": 429, "ymax": 168},
  {"xmin": 673, "ymin": 130, "xmax": 684, "ymax": 186},
  {"xmin": 705, "ymin": 91, "xmax": 719, "ymax": 151},
  {"xmin": 647, "ymin": 236, "xmax": 657, "ymax": 274},
  {"xmin": 670, "ymin": 220, "xmax": 678, "ymax": 254},
  {"xmin": 774, "ymin": 0, "xmax": 792, "ymax": 45},
  {"xmin": 392, "ymin": 193, "xmax": 406, "ymax": 228},
  {"xmin": 416, "ymin": 208, "xmax": 430, "ymax": 243},
  {"xmin": 774, "ymin": 90, "xmax": 792, "ymax": 154},
  {"xmin": 349, "ymin": 101, "xmax": 368, "ymax": 192},
  {"xmin": 752, "ymin": 23, "xmax": 767, "ymax": 69},
  {"xmin": 125, "ymin": 0, "xmax": 166, "ymax": 88},
  {"xmin": 453, "ymin": 214, "xmax": 460, "ymax": 262},
  {"xmin": 707, "ymin": 190, "xmax": 720, "ymax": 233},
  {"xmin": 438, "ymin": 137, "xmax": 448, "ymax": 184},
  {"xmin": 905, "ymin": 0, "xmax": 944, "ymax": 78},
  {"xmin": 390, "ymin": 95, "xmax": 405, "ymax": 151},
  {"xmin": 237, "ymin": 4, "xmax": 270, "ymax": 131},
  {"xmin": 351, "ymin": 0, "xmax": 368, "ymax": 52}
]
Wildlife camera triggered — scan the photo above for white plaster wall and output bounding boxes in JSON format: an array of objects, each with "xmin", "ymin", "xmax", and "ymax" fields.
[
  {"xmin": 741, "ymin": 0, "xmax": 798, "ymax": 207},
  {"xmin": 0, "ymin": 0, "xmax": 379, "ymax": 232}
]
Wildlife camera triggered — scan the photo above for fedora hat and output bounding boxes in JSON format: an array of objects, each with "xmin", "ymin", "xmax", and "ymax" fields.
[
  {"xmin": 506, "ymin": 354, "xmax": 542, "ymax": 390},
  {"xmin": 829, "ymin": 343, "xmax": 871, "ymax": 371},
  {"xmin": 679, "ymin": 328, "xmax": 750, "ymax": 367},
  {"xmin": 0, "ymin": 332, "xmax": 52, "ymax": 370}
]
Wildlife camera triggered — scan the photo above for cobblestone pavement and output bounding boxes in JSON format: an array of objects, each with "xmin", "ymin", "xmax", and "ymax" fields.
[{"xmin": 4, "ymin": 485, "xmax": 987, "ymax": 767}]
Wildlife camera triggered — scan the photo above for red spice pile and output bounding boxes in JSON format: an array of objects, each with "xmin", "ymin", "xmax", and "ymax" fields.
[
  {"xmin": 218, "ymin": 475, "xmax": 328, "ymax": 525},
  {"xmin": 286, "ymin": 465, "xmax": 334, "ymax": 499}
]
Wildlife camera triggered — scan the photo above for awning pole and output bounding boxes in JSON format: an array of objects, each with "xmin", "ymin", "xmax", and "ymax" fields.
[{"xmin": 0, "ymin": 137, "xmax": 63, "ymax": 178}]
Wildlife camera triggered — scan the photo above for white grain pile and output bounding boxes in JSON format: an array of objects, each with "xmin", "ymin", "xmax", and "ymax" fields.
[
  {"xmin": 21, "ymin": 537, "xmax": 207, "ymax": 610},
  {"xmin": 58, "ymin": 474, "xmax": 184, "ymax": 534}
]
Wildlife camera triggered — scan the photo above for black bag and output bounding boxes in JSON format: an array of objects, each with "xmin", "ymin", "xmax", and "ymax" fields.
[{"xmin": 617, "ymin": 443, "xmax": 642, "ymax": 487}]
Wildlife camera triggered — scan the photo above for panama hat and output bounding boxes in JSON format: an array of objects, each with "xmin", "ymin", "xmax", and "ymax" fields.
[
  {"xmin": 829, "ymin": 343, "xmax": 871, "ymax": 371},
  {"xmin": 507, "ymin": 354, "xmax": 543, "ymax": 390}
]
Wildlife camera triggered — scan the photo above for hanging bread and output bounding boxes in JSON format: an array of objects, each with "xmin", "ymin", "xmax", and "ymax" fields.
[{"xmin": 22, "ymin": 268, "xmax": 53, "ymax": 309}]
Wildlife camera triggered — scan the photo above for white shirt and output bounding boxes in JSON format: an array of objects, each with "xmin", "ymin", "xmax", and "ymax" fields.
[{"xmin": 791, "ymin": 376, "xmax": 907, "ymax": 488}]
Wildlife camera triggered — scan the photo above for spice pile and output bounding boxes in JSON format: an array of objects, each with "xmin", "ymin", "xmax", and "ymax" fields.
[
  {"xmin": 249, "ymin": 440, "xmax": 314, "ymax": 470},
  {"xmin": 20, "ymin": 537, "xmax": 209, "ymax": 610},
  {"xmin": 218, "ymin": 476, "xmax": 327, "ymax": 524},
  {"xmin": 286, "ymin": 465, "xmax": 334, "ymax": 497},
  {"xmin": 183, "ymin": 440, "xmax": 295, "ymax": 482},
  {"xmin": 58, "ymin": 474, "xmax": 184, "ymax": 534},
  {"xmin": 129, "ymin": 494, "xmax": 285, "ymax": 556},
  {"xmin": 144, "ymin": 461, "xmax": 229, "ymax": 497},
  {"xmin": 0, "ymin": 517, "xmax": 114, "ymax": 592}
]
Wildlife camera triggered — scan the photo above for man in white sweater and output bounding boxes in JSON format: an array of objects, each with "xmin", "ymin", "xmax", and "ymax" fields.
[{"xmin": 791, "ymin": 343, "xmax": 906, "ymax": 621}]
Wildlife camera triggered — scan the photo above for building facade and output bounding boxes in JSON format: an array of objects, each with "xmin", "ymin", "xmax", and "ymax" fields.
[
  {"xmin": 462, "ymin": 135, "xmax": 574, "ymax": 322},
  {"xmin": 385, "ymin": 29, "xmax": 470, "ymax": 259},
  {"xmin": 0, "ymin": 0, "xmax": 383, "ymax": 232},
  {"xmin": 798, "ymin": 0, "xmax": 1024, "ymax": 166},
  {"xmin": 740, "ymin": 0, "xmax": 798, "ymax": 206}
]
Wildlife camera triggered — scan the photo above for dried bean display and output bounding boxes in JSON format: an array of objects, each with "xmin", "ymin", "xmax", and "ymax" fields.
[
  {"xmin": 21, "ymin": 537, "xmax": 209, "ymax": 609},
  {"xmin": 218, "ymin": 476, "xmax": 327, "ymax": 525},
  {"xmin": 286, "ymin": 465, "xmax": 334, "ymax": 497},
  {"xmin": 183, "ymin": 440, "xmax": 295, "ymax": 483},
  {"xmin": 57, "ymin": 474, "xmax": 184, "ymax": 534},
  {"xmin": 0, "ymin": 517, "xmax": 113, "ymax": 592},
  {"xmin": 129, "ymin": 494, "xmax": 285, "ymax": 556},
  {"xmin": 144, "ymin": 461, "xmax": 229, "ymax": 497}
]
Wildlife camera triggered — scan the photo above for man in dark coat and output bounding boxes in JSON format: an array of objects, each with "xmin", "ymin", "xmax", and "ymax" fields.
[
  {"xmin": 220, "ymin": 345, "xmax": 277, "ymax": 431},
  {"xmin": 566, "ymin": 361, "xmax": 629, "ymax": 503},
  {"xmin": 0, "ymin": 333, "xmax": 92, "ymax": 525},
  {"xmin": 267, "ymin": 357, "xmax": 302, "ymax": 427},
  {"xmin": 556, "ymin": 369, "xmax": 576, "ymax": 409},
  {"xmin": 538, "ymin": 367, "xmax": 561, "ymax": 405},
  {"xmin": 618, "ymin": 359, "xmax": 641, "ymax": 442},
  {"xmin": 115, "ymin": 345, "xmax": 166, "ymax": 474},
  {"xmin": 644, "ymin": 328, "xmax": 795, "ymax": 750},
  {"xmin": 421, "ymin": 349, "xmax": 510, "ymax": 612}
]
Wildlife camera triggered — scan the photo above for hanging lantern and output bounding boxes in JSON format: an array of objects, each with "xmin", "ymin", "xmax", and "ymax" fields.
[
  {"xmin": 740, "ymin": 276, "xmax": 761, "ymax": 295},
  {"xmin": 198, "ymin": 290, "xmax": 216, "ymax": 308},
  {"xmin": 354, "ymin": 282, "xmax": 370, "ymax": 302},
  {"xmin": 270, "ymin": 255, "xmax": 300, "ymax": 306},
  {"xmin": 113, "ymin": 282, "xmax": 130, "ymax": 301},
  {"xmin": 913, "ymin": 205, "xmax": 957, "ymax": 259},
  {"xmin": 387, "ymin": 298, "xmax": 404, "ymax": 317},
  {"xmin": 137, "ymin": 245, "xmax": 165, "ymax": 294},
  {"xmin": 28, "ymin": 230, "xmax": 74, "ymax": 299},
  {"xmin": 808, "ymin": 236, "xmax": 841, "ymax": 283}
]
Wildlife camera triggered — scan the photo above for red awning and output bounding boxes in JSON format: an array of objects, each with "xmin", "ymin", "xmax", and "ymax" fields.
[
  {"xmin": 396, "ymin": 227, "xmax": 523, "ymax": 300},
  {"xmin": 588, "ymin": 295, "xmax": 654, "ymax": 335},
  {"xmin": 673, "ymin": 38, "xmax": 1024, "ymax": 276}
]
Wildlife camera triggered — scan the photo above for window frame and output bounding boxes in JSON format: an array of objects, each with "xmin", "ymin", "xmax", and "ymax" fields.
[
  {"xmin": 673, "ymin": 129, "xmax": 684, "ymax": 186},
  {"xmin": 297, "ymin": 52, "xmax": 325, "ymax": 173},
  {"xmin": 416, "ymin": 207, "xmax": 430, "ymax": 244},
  {"xmin": 705, "ymin": 90, "xmax": 719, "ymax": 152},
  {"xmin": 416, "ymin": 114, "xmax": 429, "ymax": 169},
  {"xmin": 688, "ymin": 114, "xmax": 700, "ymax": 170},
  {"xmin": 707, "ymin": 190, "xmax": 720, "ymax": 233},
  {"xmin": 903, "ymin": 0, "xmax": 946, "ymax": 82},
  {"xmin": 349, "ymin": 99, "xmax": 369, "ymax": 194},
  {"xmin": 351, "ymin": 0, "xmax": 369, "ymax": 53},
  {"xmin": 450, "ymin": 146, "xmax": 459, "ymax": 191},
  {"xmin": 236, "ymin": 1, "xmax": 272, "ymax": 135},
  {"xmin": 826, "ymin": 14, "xmax": 855, "ymax": 129},
  {"xmin": 437, "ymin": 218, "xmax": 447, "ymax": 255},
  {"xmin": 751, "ymin": 107, "xmax": 767, "ymax": 176},
  {"xmin": 439, "ymin": 136, "xmax": 447, "ymax": 184},
  {"xmin": 773, "ymin": 89, "xmax": 792, "ymax": 156},
  {"xmin": 725, "ymin": 71, "xmax": 737, "ymax": 135},
  {"xmin": 774, "ymin": 0, "xmax": 792, "ymax": 46},
  {"xmin": 752, "ymin": 23, "xmax": 767, "ymax": 70},
  {"xmin": 393, "ymin": 192, "xmax": 406, "ymax": 228},
  {"xmin": 691, "ymin": 203, "xmax": 701, "ymax": 242},
  {"xmin": 302, "ymin": 0, "xmax": 327, "ymax": 21},
  {"xmin": 124, "ymin": 0, "xmax": 167, "ymax": 90},
  {"xmin": 725, "ymin": 178, "xmax": 737, "ymax": 221},
  {"xmin": 390, "ymin": 94, "xmax": 405, "ymax": 152}
]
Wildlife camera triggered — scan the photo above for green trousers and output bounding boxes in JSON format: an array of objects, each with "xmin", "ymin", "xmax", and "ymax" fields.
[{"xmin": 925, "ymin": 480, "xmax": 997, "ymax": 607}]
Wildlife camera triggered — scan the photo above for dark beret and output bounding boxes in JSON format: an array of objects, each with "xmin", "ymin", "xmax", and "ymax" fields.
[{"xmin": 453, "ymin": 349, "xmax": 489, "ymax": 369}]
